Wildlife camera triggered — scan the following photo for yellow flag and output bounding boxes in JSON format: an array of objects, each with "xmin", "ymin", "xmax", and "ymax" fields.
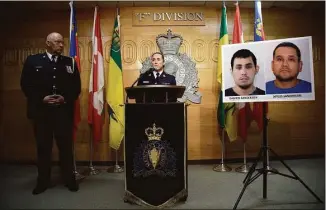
[
  {"xmin": 217, "ymin": 4, "xmax": 237, "ymax": 141},
  {"xmin": 106, "ymin": 13, "xmax": 124, "ymax": 149}
]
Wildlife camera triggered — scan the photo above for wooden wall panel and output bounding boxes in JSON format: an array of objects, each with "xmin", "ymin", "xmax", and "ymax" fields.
[{"xmin": 0, "ymin": 3, "xmax": 324, "ymax": 162}]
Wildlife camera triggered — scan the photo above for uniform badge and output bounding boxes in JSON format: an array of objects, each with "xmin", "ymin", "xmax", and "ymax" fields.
[
  {"xmin": 66, "ymin": 65, "xmax": 74, "ymax": 74},
  {"xmin": 143, "ymin": 81, "xmax": 150, "ymax": 84}
]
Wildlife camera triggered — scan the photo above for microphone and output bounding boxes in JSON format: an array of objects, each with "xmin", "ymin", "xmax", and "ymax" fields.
[
  {"xmin": 131, "ymin": 69, "xmax": 153, "ymax": 87},
  {"xmin": 131, "ymin": 76, "xmax": 141, "ymax": 87}
]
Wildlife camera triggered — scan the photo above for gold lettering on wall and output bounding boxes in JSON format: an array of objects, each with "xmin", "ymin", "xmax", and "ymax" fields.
[
  {"xmin": 179, "ymin": 40, "xmax": 190, "ymax": 56},
  {"xmin": 192, "ymin": 39, "xmax": 206, "ymax": 62},
  {"xmin": 133, "ymin": 8, "xmax": 205, "ymax": 26},
  {"xmin": 4, "ymin": 47, "xmax": 46, "ymax": 67},
  {"xmin": 3, "ymin": 38, "xmax": 224, "ymax": 69},
  {"xmin": 122, "ymin": 40, "xmax": 137, "ymax": 65},
  {"xmin": 209, "ymin": 39, "xmax": 219, "ymax": 62},
  {"xmin": 4, "ymin": 48, "xmax": 18, "ymax": 66},
  {"xmin": 20, "ymin": 48, "xmax": 33, "ymax": 65},
  {"xmin": 104, "ymin": 40, "xmax": 112, "ymax": 64},
  {"xmin": 139, "ymin": 40, "xmax": 155, "ymax": 62},
  {"xmin": 88, "ymin": 41, "xmax": 93, "ymax": 64},
  {"xmin": 77, "ymin": 41, "xmax": 86, "ymax": 70}
]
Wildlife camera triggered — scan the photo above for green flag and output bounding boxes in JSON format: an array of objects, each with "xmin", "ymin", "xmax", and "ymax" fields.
[
  {"xmin": 106, "ymin": 12, "xmax": 124, "ymax": 149},
  {"xmin": 217, "ymin": 4, "xmax": 228, "ymax": 84},
  {"xmin": 217, "ymin": 4, "xmax": 237, "ymax": 141}
]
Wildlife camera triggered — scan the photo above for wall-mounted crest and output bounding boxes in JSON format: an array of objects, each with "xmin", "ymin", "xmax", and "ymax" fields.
[{"xmin": 140, "ymin": 29, "xmax": 202, "ymax": 104}]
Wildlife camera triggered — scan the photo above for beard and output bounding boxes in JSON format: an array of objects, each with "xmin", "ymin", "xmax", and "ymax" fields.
[
  {"xmin": 238, "ymin": 84, "xmax": 252, "ymax": 89},
  {"xmin": 275, "ymin": 69, "xmax": 299, "ymax": 82},
  {"xmin": 275, "ymin": 72, "xmax": 299, "ymax": 82}
]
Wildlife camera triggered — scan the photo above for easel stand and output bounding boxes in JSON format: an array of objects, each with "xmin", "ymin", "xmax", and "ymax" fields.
[{"xmin": 233, "ymin": 103, "xmax": 323, "ymax": 209}]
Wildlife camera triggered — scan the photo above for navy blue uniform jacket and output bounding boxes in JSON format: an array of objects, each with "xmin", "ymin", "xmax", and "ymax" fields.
[
  {"xmin": 137, "ymin": 68, "xmax": 176, "ymax": 86},
  {"xmin": 136, "ymin": 68, "xmax": 177, "ymax": 103},
  {"xmin": 20, "ymin": 53, "xmax": 81, "ymax": 119}
]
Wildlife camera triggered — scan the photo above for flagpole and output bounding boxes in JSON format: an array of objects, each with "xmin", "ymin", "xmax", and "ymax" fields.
[
  {"xmin": 107, "ymin": 6, "xmax": 124, "ymax": 174},
  {"xmin": 107, "ymin": 148, "xmax": 124, "ymax": 173},
  {"xmin": 213, "ymin": 128, "xmax": 232, "ymax": 172},
  {"xmin": 235, "ymin": 142, "xmax": 250, "ymax": 173},
  {"xmin": 69, "ymin": 1, "xmax": 84, "ymax": 180},
  {"xmin": 111, "ymin": 103, "xmax": 125, "ymax": 172},
  {"xmin": 87, "ymin": 125, "xmax": 100, "ymax": 175},
  {"xmin": 72, "ymin": 143, "xmax": 85, "ymax": 180}
]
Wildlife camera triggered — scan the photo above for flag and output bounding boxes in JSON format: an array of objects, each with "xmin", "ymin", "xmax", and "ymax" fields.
[
  {"xmin": 217, "ymin": 3, "xmax": 237, "ymax": 142},
  {"xmin": 253, "ymin": 0, "xmax": 268, "ymax": 131},
  {"xmin": 232, "ymin": 2, "xmax": 244, "ymax": 44},
  {"xmin": 88, "ymin": 6, "xmax": 104, "ymax": 143},
  {"xmin": 217, "ymin": 3, "xmax": 228, "ymax": 84},
  {"xmin": 237, "ymin": 103, "xmax": 253, "ymax": 141},
  {"xmin": 106, "ymin": 10, "xmax": 125, "ymax": 150},
  {"xmin": 218, "ymin": 94, "xmax": 237, "ymax": 141},
  {"xmin": 233, "ymin": 2, "xmax": 252, "ymax": 142},
  {"xmin": 254, "ymin": 0, "xmax": 265, "ymax": 41},
  {"xmin": 69, "ymin": 1, "xmax": 81, "ymax": 141}
]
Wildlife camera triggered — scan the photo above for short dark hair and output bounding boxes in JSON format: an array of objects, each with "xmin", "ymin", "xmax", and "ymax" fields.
[
  {"xmin": 231, "ymin": 49, "xmax": 257, "ymax": 69},
  {"xmin": 273, "ymin": 42, "xmax": 301, "ymax": 61},
  {"xmin": 151, "ymin": 52, "xmax": 165, "ymax": 62}
]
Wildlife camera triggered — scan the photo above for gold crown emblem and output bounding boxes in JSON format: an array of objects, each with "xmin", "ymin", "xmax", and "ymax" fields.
[
  {"xmin": 156, "ymin": 29, "xmax": 183, "ymax": 55},
  {"xmin": 145, "ymin": 123, "xmax": 164, "ymax": 141}
]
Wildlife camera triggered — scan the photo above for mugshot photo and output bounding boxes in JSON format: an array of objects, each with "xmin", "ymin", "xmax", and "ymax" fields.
[
  {"xmin": 222, "ymin": 36, "xmax": 315, "ymax": 103},
  {"xmin": 264, "ymin": 37, "xmax": 314, "ymax": 95},
  {"xmin": 222, "ymin": 44, "xmax": 266, "ymax": 97}
]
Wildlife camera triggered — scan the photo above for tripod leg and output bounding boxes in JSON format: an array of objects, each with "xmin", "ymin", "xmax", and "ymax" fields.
[
  {"xmin": 243, "ymin": 147, "xmax": 263, "ymax": 184},
  {"xmin": 269, "ymin": 148, "xmax": 323, "ymax": 203},
  {"xmin": 247, "ymin": 170, "xmax": 263, "ymax": 186},
  {"xmin": 233, "ymin": 164, "xmax": 261, "ymax": 210},
  {"xmin": 263, "ymin": 146, "xmax": 268, "ymax": 199}
]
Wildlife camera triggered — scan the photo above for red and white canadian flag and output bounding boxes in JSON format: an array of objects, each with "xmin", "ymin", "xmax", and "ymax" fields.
[
  {"xmin": 88, "ymin": 6, "xmax": 104, "ymax": 143},
  {"xmin": 233, "ymin": 2, "xmax": 253, "ymax": 142}
]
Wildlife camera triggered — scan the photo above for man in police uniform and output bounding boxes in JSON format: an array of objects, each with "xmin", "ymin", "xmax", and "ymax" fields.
[
  {"xmin": 137, "ymin": 52, "xmax": 176, "ymax": 102},
  {"xmin": 20, "ymin": 32, "xmax": 81, "ymax": 195}
]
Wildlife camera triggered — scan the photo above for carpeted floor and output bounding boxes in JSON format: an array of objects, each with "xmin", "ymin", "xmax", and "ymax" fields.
[{"xmin": 0, "ymin": 158, "xmax": 324, "ymax": 209}]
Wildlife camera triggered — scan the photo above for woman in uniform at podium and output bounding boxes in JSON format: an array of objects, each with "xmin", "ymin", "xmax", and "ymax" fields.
[
  {"xmin": 136, "ymin": 52, "xmax": 176, "ymax": 103},
  {"xmin": 137, "ymin": 52, "xmax": 176, "ymax": 86}
]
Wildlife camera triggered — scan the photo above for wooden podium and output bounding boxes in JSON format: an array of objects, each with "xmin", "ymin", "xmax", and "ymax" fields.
[
  {"xmin": 125, "ymin": 85, "xmax": 185, "ymax": 103},
  {"xmin": 123, "ymin": 85, "xmax": 188, "ymax": 208}
]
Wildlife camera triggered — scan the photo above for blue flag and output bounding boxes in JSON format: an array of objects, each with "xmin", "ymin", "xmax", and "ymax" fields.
[
  {"xmin": 253, "ymin": 0, "xmax": 267, "ymax": 131},
  {"xmin": 69, "ymin": 1, "xmax": 79, "ymax": 60},
  {"xmin": 254, "ymin": 0, "xmax": 265, "ymax": 41},
  {"xmin": 69, "ymin": 1, "xmax": 81, "ymax": 141}
]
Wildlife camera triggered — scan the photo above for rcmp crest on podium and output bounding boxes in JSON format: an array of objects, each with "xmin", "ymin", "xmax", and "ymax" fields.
[
  {"xmin": 133, "ymin": 123, "xmax": 177, "ymax": 178},
  {"xmin": 124, "ymin": 103, "xmax": 187, "ymax": 208},
  {"xmin": 140, "ymin": 29, "xmax": 202, "ymax": 104}
]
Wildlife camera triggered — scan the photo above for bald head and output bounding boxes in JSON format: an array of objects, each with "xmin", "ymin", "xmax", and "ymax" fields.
[
  {"xmin": 46, "ymin": 32, "xmax": 63, "ymax": 42},
  {"xmin": 46, "ymin": 32, "xmax": 64, "ymax": 55}
]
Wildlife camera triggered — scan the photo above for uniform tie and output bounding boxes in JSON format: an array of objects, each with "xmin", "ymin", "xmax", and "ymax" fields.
[
  {"xmin": 51, "ymin": 55, "xmax": 57, "ymax": 63},
  {"xmin": 155, "ymin": 72, "xmax": 160, "ymax": 84}
]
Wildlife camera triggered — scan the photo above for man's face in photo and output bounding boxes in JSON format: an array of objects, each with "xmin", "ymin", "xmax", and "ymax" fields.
[
  {"xmin": 231, "ymin": 56, "xmax": 258, "ymax": 89},
  {"xmin": 151, "ymin": 53, "xmax": 164, "ymax": 71},
  {"xmin": 272, "ymin": 46, "xmax": 303, "ymax": 82}
]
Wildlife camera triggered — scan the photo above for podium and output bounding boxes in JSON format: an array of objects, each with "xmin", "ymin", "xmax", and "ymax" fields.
[
  {"xmin": 123, "ymin": 85, "xmax": 188, "ymax": 208},
  {"xmin": 125, "ymin": 85, "xmax": 185, "ymax": 103}
]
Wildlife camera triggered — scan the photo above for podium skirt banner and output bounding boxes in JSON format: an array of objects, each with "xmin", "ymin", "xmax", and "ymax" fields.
[{"xmin": 124, "ymin": 103, "xmax": 188, "ymax": 208}]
